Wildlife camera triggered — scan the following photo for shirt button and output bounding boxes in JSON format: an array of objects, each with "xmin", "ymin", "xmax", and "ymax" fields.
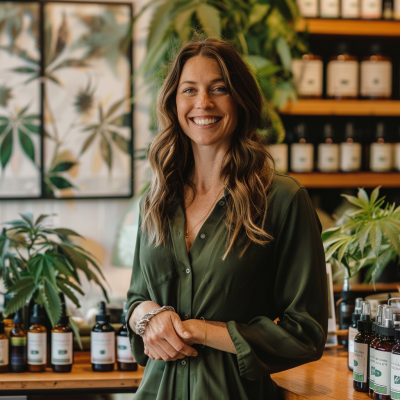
[
  {"xmin": 184, "ymin": 314, "xmax": 189, "ymax": 319},
  {"xmin": 219, "ymin": 200, "xmax": 225, "ymax": 206},
  {"xmin": 181, "ymin": 360, "xmax": 187, "ymax": 366},
  {"xmin": 186, "ymin": 268, "xmax": 190, "ymax": 274},
  {"xmin": 200, "ymin": 233, "xmax": 206, "ymax": 239}
]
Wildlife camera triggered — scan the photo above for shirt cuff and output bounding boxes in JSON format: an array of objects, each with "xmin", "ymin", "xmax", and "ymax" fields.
[{"xmin": 126, "ymin": 300, "xmax": 148, "ymax": 367}]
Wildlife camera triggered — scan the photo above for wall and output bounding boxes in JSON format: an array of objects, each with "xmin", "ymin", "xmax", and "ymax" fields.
[{"xmin": 0, "ymin": 0, "xmax": 153, "ymax": 317}]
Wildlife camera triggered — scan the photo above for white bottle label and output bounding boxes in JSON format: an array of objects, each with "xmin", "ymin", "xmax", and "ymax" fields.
[
  {"xmin": 374, "ymin": 350, "xmax": 391, "ymax": 395},
  {"xmin": 91, "ymin": 331, "xmax": 115, "ymax": 364},
  {"xmin": 51, "ymin": 332, "xmax": 73, "ymax": 365},
  {"xmin": 394, "ymin": 143, "xmax": 400, "ymax": 171},
  {"xmin": 370, "ymin": 347, "xmax": 375, "ymax": 390},
  {"xmin": 327, "ymin": 60, "xmax": 359, "ymax": 97},
  {"xmin": 354, "ymin": 342, "xmax": 369, "ymax": 383},
  {"xmin": 28, "ymin": 332, "xmax": 46, "ymax": 365},
  {"xmin": 0, "ymin": 339, "xmax": 9, "ymax": 365},
  {"xmin": 395, "ymin": 0, "xmax": 400, "ymax": 19},
  {"xmin": 269, "ymin": 144, "xmax": 288, "ymax": 172},
  {"xmin": 361, "ymin": 61, "xmax": 392, "ymax": 98},
  {"xmin": 320, "ymin": 0, "xmax": 340, "ymax": 16},
  {"xmin": 318, "ymin": 143, "xmax": 339, "ymax": 172},
  {"xmin": 296, "ymin": 0, "xmax": 319, "ymax": 16},
  {"xmin": 348, "ymin": 326, "xmax": 358, "ymax": 368},
  {"xmin": 117, "ymin": 336, "xmax": 135, "ymax": 363},
  {"xmin": 340, "ymin": 142, "xmax": 362, "ymax": 171},
  {"xmin": 292, "ymin": 59, "xmax": 323, "ymax": 97},
  {"xmin": 342, "ymin": 0, "xmax": 360, "ymax": 17},
  {"xmin": 291, "ymin": 143, "xmax": 314, "ymax": 172},
  {"xmin": 361, "ymin": 0, "xmax": 382, "ymax": 18},
  {"xmin": 391, "ymin": 353, "xmax": 400, "ymax": 399},
  {"xmin": 370, "ymin": 143, "xmax": 393, "ymax": 172}
]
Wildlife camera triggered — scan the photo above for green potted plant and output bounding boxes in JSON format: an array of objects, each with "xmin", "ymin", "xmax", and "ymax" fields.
[
  {"xmin": 322, "ymin": 186, "xmax": 400, "ymax": 284},
  {"xmin": 0, "ymin": 213, "xmax": 108, "ymax": 344}
]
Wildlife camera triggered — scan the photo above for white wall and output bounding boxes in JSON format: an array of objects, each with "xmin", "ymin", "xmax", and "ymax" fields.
[{"xmin": 0, "ymin": 0, "xmax": 153, "ymax": 315}]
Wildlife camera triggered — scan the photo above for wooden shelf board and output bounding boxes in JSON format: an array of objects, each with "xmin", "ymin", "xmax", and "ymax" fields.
[
  {"xmin": 297, "ymin": 18, "xmax": 400, "ymax": 36},
  {"xmin": 333, "ymin": 282, "xmax": 400, "ymax": 292},
  {"xmin": 281, "ymin": 99, "xmax": 400, "ymax": 116},
  {"xmin": 288, "ymin": 172, "xmax": 400, "ymax": 188}
]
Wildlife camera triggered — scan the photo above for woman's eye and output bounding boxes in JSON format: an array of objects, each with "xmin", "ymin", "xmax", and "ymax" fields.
[
  {"xmin": 214, "ymin": 87, "xmax": 227, "ymax": 93},
  {"xmin": 183, "ymin": 88, "xmax": 195, "ymax": 94}
]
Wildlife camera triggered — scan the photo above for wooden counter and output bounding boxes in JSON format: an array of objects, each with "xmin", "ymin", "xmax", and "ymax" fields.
[{"xmin": 0, "ymin": 348, "xmax": 364, "ymax": 398}]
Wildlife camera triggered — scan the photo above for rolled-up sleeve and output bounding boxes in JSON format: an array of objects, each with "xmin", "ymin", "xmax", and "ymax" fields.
[{"xmin": 227, "ymin": 187, "xmax": 328, "ymax": 381}]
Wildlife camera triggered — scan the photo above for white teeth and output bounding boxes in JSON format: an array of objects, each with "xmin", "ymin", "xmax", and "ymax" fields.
[{"xmin": 193, "ymin": 117, "xmax": 219, "ymax": 126}]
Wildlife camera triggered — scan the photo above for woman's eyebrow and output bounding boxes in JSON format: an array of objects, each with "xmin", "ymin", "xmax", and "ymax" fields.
[{"xmin": 179, "ymin": 78, "xmax": 225, "ymax": 88}]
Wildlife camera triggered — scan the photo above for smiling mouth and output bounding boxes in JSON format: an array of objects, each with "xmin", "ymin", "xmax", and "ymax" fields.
[{"xmin": 190, "ymin": 117, "xmax": 222, "ymax": 127}]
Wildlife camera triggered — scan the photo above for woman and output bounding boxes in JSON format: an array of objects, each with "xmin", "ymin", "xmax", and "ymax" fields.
[{"xmin": 127, "ymin": 37, "xmax": 327, "ymax": 400}]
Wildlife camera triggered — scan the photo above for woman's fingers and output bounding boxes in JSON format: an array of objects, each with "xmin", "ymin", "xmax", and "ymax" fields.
[{"xmin": 144, "ymin": 343, "xmax": 162, "ymax": 360}]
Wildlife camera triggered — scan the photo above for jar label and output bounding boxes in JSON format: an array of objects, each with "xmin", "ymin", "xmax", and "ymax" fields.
[
  {"xmin": 361, "ymin": 0, "xmax": 382, "ymax": 18},
  {"xmin": 318, "ymin": 143, "xmax": 339, "ymax": 172},
  {"xmin": 320, "ymin": 0, "xmax": 340, "ymax": 16},
  {"xmin": 370, "ymin": 347, "xmax": 375, "ymax": 389},
  {"xmin": 374, "ymin": 350, "xmax": 391, "ymax": 394},
  {"xmin": 28, "ymin": 332, "xmax": 47, "ymax": 365},
  {"xmin": 292, "ymin": 59, "xmax": 323, "ymax": 96},
  {"xmin": 394, "ymin": 143, "xmax": 400, "ymax": 171},
  {"xmin": 0, "ymin": 339, "xmax": 9, "ymax": 366},
  {"xmin": 370, "ymin": 143, "xmax": 393, "ymax": 172},
  {"xmin": 340, "ymin": 142, "xmax": 362, "ymax": 171},
  {"xmin": 348, "ymin": 326, "xmax": 358, "ymax": 369},
  {"xmin": 342, "ymin": 0, "xmax": 360, "ymax": 17},
  {"xmin": 91, "ymin": 331, "xmax": 115, "ymax": 364},
  {"xmin": 361, "ymin": 61, "xmax": 392, "ymax": 97},
  {"xmin": 354, "ymin": 342, "xmax": 369, "ymax": 383},
  {"xmin": 391, "ymin": 353, "xmax": 400, "ymax": 399},
  {"xmin": 290, "ymin": 143, "xmax": 314, "ymax": 172},
  {"xmin": 268, "ymin": 144, "xmax": 288, "ymax": 172},
  {"xmin": 51, "ymin": 332, "xmax": 73, "ymax": 365},
  {"xmin": 117, "ymin": 336, "xmax": 135, "ymax": 363},
  {"xmin": 10, "ymin": 336, "xmax": 26, "ymax": 346},
  {"xmin": 296, "ymin": 0, "xmax": 319, "ymax": 16},
  {"xmin": 327, "ymin": 60, "xmax": 359, "ymax": 97},
  {"xmin": 395, "ymin": 0, "xmax": 400, "ymax": 19}
]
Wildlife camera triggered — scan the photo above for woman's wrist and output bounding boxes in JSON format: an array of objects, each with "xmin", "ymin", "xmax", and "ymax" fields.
[
  {"xmin": 185, "ymin": 319, "xmax": 206, "ymax": 345},
  {"xmin": 130, "ymin": 301, "xmax": 160, "ymax": 331}
]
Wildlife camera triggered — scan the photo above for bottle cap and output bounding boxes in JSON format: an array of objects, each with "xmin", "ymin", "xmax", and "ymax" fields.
[
  {"xmin": 375, "ymin": 122, "xmax": 385, "ymax": 139},
  {"xmin": 357, "ymin": 301, "xmax": 373, "ymax": 332},
  {"xmin": 323, "ymin": 123, "xmax": 334, "ymax": 140},
  {"xmin": 352, "ymin": 298, "xmax": 363, "ymax": 323},
  {"xmin": 30, "ymin": 304, "xmax": 45, "ymax": 326},
  {"xmin": 13, "ymin": 309, "xmax": 23, "ymax": 324},
  {"xmin": 96, "ymin": 301, "xmax": 110, "ymax": 324},
  {"xmin": 344, "ymin": 122, "xmax": 356, "ymax": 139},
  {"xmin": 121, "ymin": 301, "xmax": 128, "ymax": 324},
  {"xmin": 376, "ymin": 305, "xmax": 383, "ymax": 325},
  {"xmin": 0, "ymin": 312, "xmax": 4, "ymax": 335}
]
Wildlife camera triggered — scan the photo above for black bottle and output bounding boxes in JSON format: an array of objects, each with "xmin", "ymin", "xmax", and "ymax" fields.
[
  {"xmin": 117, "ymin": 302, "xmax": 138, "ymax": 371},
  {"xmin": 348, "ymin": 297, "xmax": 363, "ymax": 371},
  {"xmin": 91, "ymin": 301, "xmax": 115, "ymax": 372},
  {"xmin": 339, "ymin": 276, "xmax": 355, "ymax": 332},
  {"xmin": 354, "ymin": 301, "xmax": 374, "ymax": 392},
  {"xmin": 10, "ymin": 309, "xmax": 27, "ymax": 372},
  {"xmin": 370, "ymin": 305, "xmax": 384, "ymax": 398}
]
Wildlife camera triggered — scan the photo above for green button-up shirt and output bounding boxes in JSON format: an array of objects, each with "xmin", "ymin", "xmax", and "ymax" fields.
[{"xmin": 127, "ymin": 173, "xmax": 328, "ymax": 400}]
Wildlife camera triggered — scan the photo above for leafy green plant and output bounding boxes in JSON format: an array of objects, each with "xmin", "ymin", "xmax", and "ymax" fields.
[
  {"xmin": 134, "ymin": 0, "xmax": 307, "ymax": 142},
  {"xmin": 322, "ymin": 187, "xmax": 400, "ymax": 284},
  {"xmin": 0, "ymin": 213, "xmax": 109, "ymax": 344}
]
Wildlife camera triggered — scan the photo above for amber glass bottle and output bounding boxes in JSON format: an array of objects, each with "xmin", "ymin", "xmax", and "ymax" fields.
[
  {"xmin": 91, "ymin": 302, "xmax": 115, "ymax": 372},
  {"xmin": 28, "ymin": 304, "xmax": 47, "ymax": 372},
  {"xmin": 10, "ymin": 309, "xmax": 27, "ymax": 372},
  {"xmin": 0, "ymin": 313, "xmax": 9, "ymax": 373},
  {"xmin": 373, "ymin": 306, "xmax": 395, "ymax": 400},
  {"xmin": 354, "ymin": 302, "xmax": 374, "ymax": 392},
  {"xmin": 370, "ymin": 305, "xmax": 384, "ymax": 398},
  {"xmin": 51, "ymin": 294, "xmax": 73, "ymax": 373},
  {"xmin": 117, "ymin": 302, "xmax": 138, "ymax": 371},
  {"xmin": 3, "ymin": 295, "xmax": 15, "ymax": 339}
]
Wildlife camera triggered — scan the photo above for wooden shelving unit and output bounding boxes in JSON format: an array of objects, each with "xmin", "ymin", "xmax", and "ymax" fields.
[
  {"xmin": 297, "ymin": 18, "xmax": 400, "ymax": 36},
  {"xmin": 281, "ymin": 99, "xmax": 400, "ymax": 116},
  {"xmin": 289, "ymin": 172, "xmax": 400, "ymax": 188}
]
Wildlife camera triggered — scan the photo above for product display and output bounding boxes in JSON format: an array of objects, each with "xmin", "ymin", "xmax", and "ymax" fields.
[
  {"xmin": 91, "ymin": 301, "xmax": 115, "ymax": 372},
  {"xmin": 117, "ymin": 302, "xmax": 138, "ymax": 372},
  {"xmin": 292, "ymin": 54, "xmax": 323, "ymax": 99},
  {"xmin": 391, "ymin": 329, "xmax": 400, "ymax": 400},
  {"xmin": 27, "ymin": 304, "xmax": 47, "ymax": 372},
  {"xmin": 320, "ymin": 0, "xmax": 340, "ymax": 17},
  {"xmin": 340, "ymin": 122, "xmax": 362, "ymax": 172},
  {"xmin": 342, "ymin": 0, "xmax": 361, "ymax": 17},
  {"xmin": 10, "ymin": 309, "xmax": 27, "ymax": 373},
  {"xmin": 0, "ymin": 313, "xmax": 9, "ymax": 373},
  {"xmin": 327, "ymin": 43, "xmax": 359, "ymax": 99},
  {"xmin": 269, "ymin": 143, "xmax": 288, "ymax": 172},
  {"xmin": 290, "ymin": 123, "xmax": 314, "ymax": 172},
  {"xmin": 370, "ymin": 122, "xmax": 393, "ymax": 172},
  {"xmin": 349, "ymin": 298, "xmax": 364, "ymax": 372},
  {"xmin": 318, "ymin": 123, "xmax": 340, "ymax": 172},
  {"xmin": 361, "ymin": 0, "xmax": 383, "ymax": 18}
]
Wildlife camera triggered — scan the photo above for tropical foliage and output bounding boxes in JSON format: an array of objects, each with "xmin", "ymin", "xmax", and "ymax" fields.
[
  {"xmin": 0, "ymin": 213, "xmax": 108, "ymax": 342},
  {"xmin": 322, "ymin": 187, "xmax": 400, "ymax": 284},
  {"xmin": 135, "ymin": 0, "xmax": 307, "ymax": 142}
]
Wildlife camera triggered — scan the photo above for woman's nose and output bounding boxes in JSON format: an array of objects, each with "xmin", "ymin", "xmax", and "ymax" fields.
[{"xmin": 195, "ymin": 90, "xmax": 214, "ymax": 109}]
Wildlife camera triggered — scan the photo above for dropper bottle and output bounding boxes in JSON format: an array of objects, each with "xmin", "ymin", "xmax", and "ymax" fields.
[
  {"xmin": 10, "ymin": 309, "xmax": 27, "ymax": 372},
  {"xmin": 0, "ymin": 313, "xmax": 9, "ymax": 372},
  {"xmin": 349, "ymin": 298, "xmax": 364, "ymax": 371},
  {"xmin": 354, "ymin": 301, "xmax": 374, "ymax": 392},
  {"xmin": 91, "ymin": 301, "xmax": 115, "ymax": 372},
  {"xmin": 370, "ymin": 305, "xmax": 384, "ymax": 398},
  {"xmin": 374, "ymin": 306, "xmax": 396, "ymax": 400},
  {"xmin": 117, "ymin": 302, "xmax": 138, "ymax": 371},
  {"xmin": 391, "ymin": 328, "xmax": 400, "ymax": 399},
  {"xmin": 28, "ymin": 304, "xmax": 47, "ymax": 372}
]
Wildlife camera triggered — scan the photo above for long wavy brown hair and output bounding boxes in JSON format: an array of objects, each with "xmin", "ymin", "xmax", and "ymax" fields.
[{"xmin": 142, "ymin": 37, "xmax": 275, "ymax": 258}]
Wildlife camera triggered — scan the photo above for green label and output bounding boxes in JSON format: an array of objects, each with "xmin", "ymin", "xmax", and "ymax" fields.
[
  {"xmin": 100, "ymin": 350, "xmax": 105, "ymax": 355},
  {"xmin": 354, "ymin": 372, "xmax": 364, "ymax": 382},
  {"xmin": 118, "ymin": 345, "xmax": 127, "ymax": 350},
  {"xmin": 370, "ymin": 380, "xmax": 374, "ymax": 389},
  {"xmin": 371, "ymin": 366, "xmax": 375, "ymax": 375},
  {"xmin": 53, "ymin": 358, "xmax": 70, "ymax": 363},
  {"xmin": 395, "ymin": 376, "xmax": 400, "ymax": 385},
  {"xmin": 375, "ymin": 369, "xmax": 382, "ymax": 377},
  {"xmin": 354, "ymin": 360, "xmax": 358, "ymax": 366},
  {"xmin": 374, "ymin": 384, "xmax": 387, "ymax": 394},
  {"xmin": 58, "ymin": 350, "xmax": 67, "ymax": 355},
  {"xmin": 391, "ymin": 391, "xmax": 400, "ymax": 400},
  {"xmin": 11, "ymin": 337, "xmax": 26, "ymax": 346},
  {"xmin": 31, "ymin": 350, "xmax": 39, "ymax": 355}
]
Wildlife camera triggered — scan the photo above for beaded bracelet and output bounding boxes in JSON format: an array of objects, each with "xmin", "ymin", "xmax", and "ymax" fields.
[{"xmin": 134, "ymin": 306, "xmax": 176, "ymax": 337}]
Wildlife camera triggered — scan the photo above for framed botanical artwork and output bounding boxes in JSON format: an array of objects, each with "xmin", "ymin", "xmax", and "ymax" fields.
[{"xmin": 0, "ymin": 1, "xmax": 133, "ymax": 199}]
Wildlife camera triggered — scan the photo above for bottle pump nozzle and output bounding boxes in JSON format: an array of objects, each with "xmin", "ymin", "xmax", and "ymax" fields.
[{"xmin": 360, "ymin": 301, "xmax": 371, "ymax": 321}]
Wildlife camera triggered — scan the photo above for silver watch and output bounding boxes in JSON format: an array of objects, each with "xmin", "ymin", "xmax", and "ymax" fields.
[{"xmin": 134, "ymin": 306, "xmax": 175, "ymax": 337}]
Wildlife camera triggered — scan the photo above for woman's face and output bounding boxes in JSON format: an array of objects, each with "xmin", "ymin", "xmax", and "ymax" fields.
[{"xmin": 176, "ymin": 56, "xmax": 238, "ymax": 149}]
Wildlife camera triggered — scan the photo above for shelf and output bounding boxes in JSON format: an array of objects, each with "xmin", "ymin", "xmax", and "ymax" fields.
[
  {"xmin": 297, "ymin": 18, "xmax": 400, "ymax": 36},
  {"xmin": 280, "ymin": 99, "xmax": 400, "ymax": 116},
  {"xmin": 333, "ymin": 283, "xmax": 400, "ymax": 292},
  {"xmin": 289, "ymin": 172, "xmax": 400, "ymax": 188}
]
